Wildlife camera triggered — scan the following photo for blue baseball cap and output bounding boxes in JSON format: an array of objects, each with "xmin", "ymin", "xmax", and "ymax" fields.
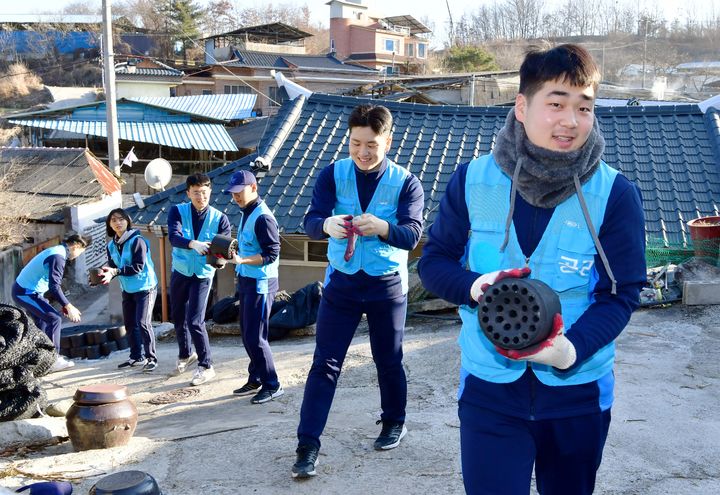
[{"xmin": 223, "ymin": 170, "xmax": 257, "ymax": 194}]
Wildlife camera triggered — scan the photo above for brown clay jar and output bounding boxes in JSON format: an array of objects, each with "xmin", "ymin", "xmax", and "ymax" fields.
[{"xmin": 66, "ymin": 384, "xmax": 138, "ymax": 451}]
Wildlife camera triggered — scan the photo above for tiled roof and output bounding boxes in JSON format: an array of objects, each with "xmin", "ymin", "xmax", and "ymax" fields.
[
  {"xmin": 115, "ymin": 60, "xmax": 183, "ymax": 79},
  {"xmin": 226, "ymin": 50, "xmax": 378, "ymax": 73},
  {"xmin": 129, "ymin": 94, "xmax": 720, "ymax": 245},
  {"xmin": 0, "ymin": 147, "xmax": 120, "ymax": 221}
]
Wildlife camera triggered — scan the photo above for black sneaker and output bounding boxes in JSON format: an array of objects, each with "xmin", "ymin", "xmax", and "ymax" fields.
[
  {"xmin": 291, "ymin": 444, "xmax": 319, "ymax": 479},
  {"xmin": 118, "ymin": 358, "xmax": 147, "ymax": 369},
  {"xmin": 233, "ymin": 381, "xmax": 261, "ymax": 396},
  {"xmin": 142, "ymin": 360, "xmax": 158, "ymax": 372},
  {"xmin": 373, "ymin": 420, "xmax": 407, "ymax": 450},
  {"xmin": 251, "ymin": 385, "xmax": 284, "ymax": 404}
]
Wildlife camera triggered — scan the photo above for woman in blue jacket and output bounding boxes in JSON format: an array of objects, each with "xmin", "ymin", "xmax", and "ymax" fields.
[{"xmin": 100, "ymin": 208, "xmax": 159, "ymax": 372}]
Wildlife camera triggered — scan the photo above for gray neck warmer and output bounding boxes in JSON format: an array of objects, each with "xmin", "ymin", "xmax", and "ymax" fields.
[
  {"xmin": 492, "ymin": 109, "xmax": 605, "ymax": 208},
  {"xmin": 490, "ymin": 108, "xmax": 617, "ymax": 295}
]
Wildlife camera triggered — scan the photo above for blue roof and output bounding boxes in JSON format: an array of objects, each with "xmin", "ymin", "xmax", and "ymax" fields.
[
  {"xmin": 130, "ymin": 94, "xmax": 256, "ymax": 121},
  {"xmin": 130, "ymin": 93, "xmax": 720, "ymax": 245},
  {"xmin": 8, "ymin": 119, "xmax": 238, "ymax": 152},
  {"xmin": 5, "ymin": 99, "xmax": 239, "ymax": 151}
]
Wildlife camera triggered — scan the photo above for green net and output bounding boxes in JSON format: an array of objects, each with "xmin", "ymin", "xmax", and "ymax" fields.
[{"xmin": 646, "ymin": 237, "xmax": 720, "ymax": 268}]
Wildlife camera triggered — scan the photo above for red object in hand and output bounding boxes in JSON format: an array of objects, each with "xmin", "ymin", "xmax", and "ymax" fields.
[
  {"xmin": 343, "ymin": 215, "xmax": 363, "ymax": 262},
  {"xmin": 496, "ymin": 314, "xmax": 564, "ymax": 359}
]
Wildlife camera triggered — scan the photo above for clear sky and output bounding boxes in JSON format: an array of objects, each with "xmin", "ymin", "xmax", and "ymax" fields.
[{"xmin": 4, "ymin": 0, "xmax": 717, "ymax": 45}]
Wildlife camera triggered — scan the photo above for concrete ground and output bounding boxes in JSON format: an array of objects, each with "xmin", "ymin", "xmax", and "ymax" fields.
[{"xmin": 0, "ymin": 293, "xmax": 718, "ymax": 494}]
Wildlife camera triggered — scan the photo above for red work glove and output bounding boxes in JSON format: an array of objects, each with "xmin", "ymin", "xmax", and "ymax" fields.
[
  {"xmin": 343, "ymin": 216, "xmax": 364, "ymax": 262},
  {"xmin": 470, "ymin": 267, "xmax": 532, "ymax": 302},
  {"xmin": 496, "ymin": 314, "xmax": 577, "ymax": 370}
]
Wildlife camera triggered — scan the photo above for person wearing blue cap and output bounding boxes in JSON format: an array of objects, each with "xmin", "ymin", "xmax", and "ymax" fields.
[
  {"xmin": 223, "ymin": 170, "xmax": 283, "ymax": 404},
  {"xmin": 167, "ymin": 172, "xmax": 232, "ymax": 386},
  {"xmin": 291, "ymin": 104, "xmax": 425, "ymax": 479}
]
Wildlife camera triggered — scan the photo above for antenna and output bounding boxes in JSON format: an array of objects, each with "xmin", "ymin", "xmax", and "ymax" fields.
[{"xmin": 144, "ymin": 158, "xmax": 172, "ymax": 191}]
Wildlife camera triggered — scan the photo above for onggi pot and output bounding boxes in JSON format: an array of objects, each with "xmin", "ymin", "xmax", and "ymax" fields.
[
  {"xmin": 65, "ymin": 384, "xmax": 138, "ymax": 451},
  {"xmin": 478, "ymin": 278, "xmax": 561, "ymax": 350}
]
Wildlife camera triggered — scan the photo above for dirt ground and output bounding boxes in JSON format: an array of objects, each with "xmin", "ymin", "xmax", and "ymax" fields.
[{"xmin": 0, "ymin": 298, "xmax": 718, "ymax": 494}]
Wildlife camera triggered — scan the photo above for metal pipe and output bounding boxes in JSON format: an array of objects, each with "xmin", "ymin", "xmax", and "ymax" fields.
[{"xmin": 159, "ymin": 233, "xmax": 168, "ymax": 322}]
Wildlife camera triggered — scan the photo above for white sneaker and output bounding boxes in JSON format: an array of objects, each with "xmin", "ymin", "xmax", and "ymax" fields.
[
  {"xmin": 190, "ymin": 366, "xmax": 216, "ymax": 386},
  {"xmin": 49, "ymin": 356, "xmax": 75, "ymax": 373},
  {"xmin": 176, "ymin": 351, "xmax": 198, "ymax": 374}
]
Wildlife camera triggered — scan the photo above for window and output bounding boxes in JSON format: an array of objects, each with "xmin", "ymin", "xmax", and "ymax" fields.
[
  {"xmin": 384, "ymin": 38, "xmax": 399, "ymax": 53},
  {"xmin": 385, "ymin": 66, "xmax": 395, "ymax": 75},
  {"xmin": 307, "ymin": 241, "xmax": 328, "ymax": 262},
  {"xmin": 405, "ymin": 43, "xmax": 414, "ymax": 57},
  {"xmin": 223, "ymin": 85, "xmax": 252, "ymax": 94},
  {"xmin": 268, "ymin": 85, "xmax": 288, "ymax": 107},
  {"xmin": 418, "ymin": 43, "xmax": 427, "ymax": 58},
  {"xmin": 202, "ymin": 89, "xmax": 213, "ymax": 95}
]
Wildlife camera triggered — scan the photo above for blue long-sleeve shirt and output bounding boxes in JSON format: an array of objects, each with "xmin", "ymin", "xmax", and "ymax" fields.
[
  {"xmin": 418, "ymin": 161, "xmax": 646, "ymax": 368},
  {"xmin": 167, "ymin": 203, "xmax": 232, "ymax": 249},
  {"xmin": 304, "ymin": 159, "xmax": 425, "ymax": 300},
  {"xmin": 45, "ymin": 254, "xmax": 70, "ymax": 307},
  {"xmin": 236, "ymin": 197, "xmax": 281, "ymax": 294}
]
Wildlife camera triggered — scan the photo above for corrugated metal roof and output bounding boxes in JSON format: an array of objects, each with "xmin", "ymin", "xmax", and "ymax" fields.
[
  {"xmin": 9, "ymin": 119, "xmax": 238, "ymax": 152},
  {"xmin": 130, "ymin": 94, "xmax": 256, "ymax": 121}
]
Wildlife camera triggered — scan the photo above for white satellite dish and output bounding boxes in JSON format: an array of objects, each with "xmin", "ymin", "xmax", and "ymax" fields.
[{"xmin": 144, "ymin": 158, "xmax": 172, "ymax": 191}]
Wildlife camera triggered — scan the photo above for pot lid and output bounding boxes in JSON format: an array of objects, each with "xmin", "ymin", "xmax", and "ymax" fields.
[
  {"xmin": 74, "ymin": 384, "xmax": 129, "ymax": 404},
  {"xmin": 92, "ymin": 470, "xmax": 162, "ymax": 495}
]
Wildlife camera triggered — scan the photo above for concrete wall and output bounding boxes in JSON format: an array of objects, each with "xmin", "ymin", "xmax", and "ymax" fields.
[
  {"xmin": 70, "ymin": 193, "xmax": 122, "ymax": 284},
  {"xmin": 116, "ymin": 81, "xmax": 173, "ymax": 98}
]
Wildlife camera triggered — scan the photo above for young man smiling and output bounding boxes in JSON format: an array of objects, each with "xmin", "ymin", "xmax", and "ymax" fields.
[
  {"xmin": 291, "ymin": 104, "xmax": 425, "ymax": 479},
  {"xmin": 418, "ymin": 44, "xmax": 646, "ymax": 494},
  {"xmin": 167, "ymin": 173, "xmax": 231, "ymax": 386}
]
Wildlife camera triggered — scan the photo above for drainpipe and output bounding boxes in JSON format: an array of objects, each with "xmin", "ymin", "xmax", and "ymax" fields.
[{"xmin": 159, "ymin": 233, "xmax": 168, "ymax": 322}]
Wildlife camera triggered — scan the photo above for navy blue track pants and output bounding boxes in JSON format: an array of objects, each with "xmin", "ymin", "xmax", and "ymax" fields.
[
  {"xmin": 458, "ymin": 398, "xmax": 611, "ymax": 495},
  {"xmin": 122, "ymin": 287, "xmax": 157, "ymax": 362},
  {"xmin": 12, "ymin": 282, "xmax": 62, "ymax": 350},
  {"xmin": 297, "ymin": 288, "xmax": 408, "ymax": 448},
  {"xmin": 170, "ymin": 271, "xmax": 213, "ymax": 368},
  {"xmin": 239, "ymin": 289, "xmax": 279, "ymax": 388}
]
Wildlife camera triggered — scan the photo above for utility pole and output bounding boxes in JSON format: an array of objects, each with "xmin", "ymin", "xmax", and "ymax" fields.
[
  {"xmin": 641, "ymin": 18, "xmax": 648, "ymax": 90},
  {"xmin": 445, "ymin": 0, "xmax": 455, "ymax": 46},
  {"xmin": 102, "ymin": 0, "xmax": 120, "ymax": 175}
]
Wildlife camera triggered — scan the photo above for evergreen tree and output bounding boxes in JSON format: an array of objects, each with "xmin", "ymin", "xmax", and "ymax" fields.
[{"xmin": 443, "ymin": 46, "xmax": 499, "ymax": 73}]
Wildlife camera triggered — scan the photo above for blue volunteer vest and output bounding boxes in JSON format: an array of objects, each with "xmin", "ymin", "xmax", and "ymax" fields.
[
  {"xmin": 107, "ymin": 232, "xmax": 158, "ymax": 293},
  {"xmin": 16, "ymin": 245, "xmax": 67, "ymax": 294},
  {"xmin": 459, "ymin": 154, "xmax": 618, "ymax": 386},
  {"xmin": 171, "ymin": 202, "xmax": 222, "ymax": 279},
  {"xmin": 326, "ymin": 158, "xmax": 411, "ymax": 293},
  {"xmin": 235, "ymin": 200, "xmax": 279, "ymax": 294}
]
